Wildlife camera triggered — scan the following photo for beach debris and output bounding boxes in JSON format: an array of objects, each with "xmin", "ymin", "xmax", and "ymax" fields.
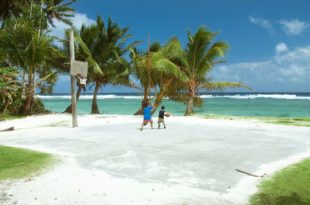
[
  {"xmin": 0, "ymin": 126, "xmax": 14, "ymax": 132},
  {"xmin": 236, "ymin": 169, "xmax": 266, "ymax": 177}
]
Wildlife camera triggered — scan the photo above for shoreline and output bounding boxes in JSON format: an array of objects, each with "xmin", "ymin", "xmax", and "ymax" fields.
[
  {"xmin": 1, "ymin": 114, "xmax": 310, "ymax": 204},
  {"xmin": 1, "ymin": 112, "xmax": 310, "ymax": 128}
]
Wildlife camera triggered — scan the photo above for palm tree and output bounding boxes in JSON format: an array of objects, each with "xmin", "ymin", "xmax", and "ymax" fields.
[
  {"xmin": 75, "ymin": 16, "xmax": 133, "ymax": 114},
  {"xmin": 0, "ymin": 16, "xmax": 64, "ymax": 114},
  {"xmin": 130, "ymin": 38, "xmax": 187, "ymax": 115},
  {"xmin": 44, "ymin": 0, "xmax": 76, "ymax": 27},
  {"xmin": 0, "ymin": 0, "xmax": 75, "ymax": 26},
  {"xmin": 0, "ymin": 0, "xmax": 28, "ymax": 21},
  {"xmin": 168, "ymin": 27, "xmax": 248, "ymax": 115}
]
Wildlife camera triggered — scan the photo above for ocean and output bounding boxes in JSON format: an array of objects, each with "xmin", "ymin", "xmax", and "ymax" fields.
[{"xmin": 39, "ymin": 93, "xmax": 310, "ymax": 118}]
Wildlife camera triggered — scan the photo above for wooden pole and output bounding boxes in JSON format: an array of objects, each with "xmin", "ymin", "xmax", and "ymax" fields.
[
  {"xmin": 70, "ymin": 29, "xmax": 78, "ymax": 127},
  {"xmin": 146, "ymin": 33, "xmax": 151, "ymax": 98}
]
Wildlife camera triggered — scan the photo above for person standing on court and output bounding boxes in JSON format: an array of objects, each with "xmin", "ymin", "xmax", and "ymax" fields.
[
  {"xmin": 158, "ymin": 106, "xmax": 170, "ymax": 129},
  {"xmin": 140, "ymin": 101, "xmax": 153, "ymax": 130}
]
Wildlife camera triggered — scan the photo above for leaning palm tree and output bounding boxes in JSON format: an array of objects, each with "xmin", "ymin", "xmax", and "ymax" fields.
[
  {"xmin": 75, "ymin": 16, "xmax": 133, "ymax": 114},
  {"xmin": 130, "ymin": 38, "xmax": 187, "ymax": 115},
  {"xmin": 168, "ymin": 27, "xmax": 248, "ymax": 115}
]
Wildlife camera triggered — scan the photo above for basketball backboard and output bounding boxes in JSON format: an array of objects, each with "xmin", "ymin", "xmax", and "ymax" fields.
[{"xmin": 70, "ymin": 60, "xmax": 88, "ymax": 77}]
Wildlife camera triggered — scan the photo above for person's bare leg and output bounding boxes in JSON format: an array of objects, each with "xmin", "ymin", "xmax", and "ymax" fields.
[
  {"xmin": 163, "ymin": 122, "xmax": 166, "ymax": 129},
  {"xmin": 140, "ymin": 122, "xmax": 144, "ymax": 131},
  {"xmin": 158, "ymin": 123, "xmax": 160, "ymax": 129},
  {"xmin": 151, "ymin": 121, "xmax": 153, "ymax": 129}
]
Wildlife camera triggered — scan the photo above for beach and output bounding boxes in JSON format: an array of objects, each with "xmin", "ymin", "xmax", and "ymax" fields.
[{"xmin": 1, "ymin": 114, "xmax": 310, "ymax": 205}]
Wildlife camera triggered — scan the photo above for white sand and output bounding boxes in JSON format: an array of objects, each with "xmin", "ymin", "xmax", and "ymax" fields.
[{"xmin": 0, "ymin": 114, "xmax": 310, "ymax": 205}]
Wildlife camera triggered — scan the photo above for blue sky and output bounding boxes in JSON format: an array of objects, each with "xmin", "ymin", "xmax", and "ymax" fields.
[{"xmin": 53, "ymin": 0, "xmax": 310, "ymax": 93}]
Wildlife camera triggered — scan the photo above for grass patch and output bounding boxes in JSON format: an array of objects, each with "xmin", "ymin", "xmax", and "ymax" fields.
[
  {"xmin": 0, "ymin": 146, "xmax": 54, "ymax": 180},
  {"xmin": 204, "ymin": 115, "xmax": 310, "ymax": 127},
  {"xmin": 250, "ymin": 158, "xmax": 310, "ymax": 205},
  {"xmin": 267, "ymin": 118, "xmax": 310, "ymax": 127},
  {"xmin": 0, "ymin": 114, "xmax": 24, "ymax": 121}
]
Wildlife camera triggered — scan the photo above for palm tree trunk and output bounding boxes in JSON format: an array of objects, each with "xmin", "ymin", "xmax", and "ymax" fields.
[
  {"xmin": 185, "ymin": 94, "xmax": 194, "ymax": 116},
  {"xmin": 151, "ymin": 80, "xmax": 172, "ymax": 115},
  {"xmin": 134, "ymin": 107, "xmax": 143, "ymax": 115},
  {"xmin": 134, "ymin": 87, "xmax": 148, "ymax": 115},
  {"xmin": 2, "ymin": 100, "xmax": 9, "ymax": 114},
  {"xmin": 151, "ymin": 91, "xmax": 164, "ymax": 115},
  {"xmin": 64, "ymin": 85, "xmax": 82, "ymax": 113},
  {"xmin": 23, "ymin": 73, "xmax": 34, "ymax": 115},
  {"xmin": 91, "ymin": 82, "xmax": 100, "ymax": 114}
]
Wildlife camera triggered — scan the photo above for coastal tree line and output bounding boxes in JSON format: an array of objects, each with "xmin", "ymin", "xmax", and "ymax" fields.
[{"xmin": 0, "ymin": 0, "xmax": 247, "ymax": 118}]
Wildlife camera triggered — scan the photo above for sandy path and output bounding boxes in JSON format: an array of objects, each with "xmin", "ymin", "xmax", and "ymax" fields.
[{"xmin": 0, "ymin": 114, "xmax": 310, "ymax": 205}]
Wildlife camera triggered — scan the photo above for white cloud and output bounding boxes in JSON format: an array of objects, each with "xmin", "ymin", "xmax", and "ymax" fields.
[
  {"xmin": 50, "ymin": 13, "xmax": 96, "ymax": 40},
  {"xmin": 211, "ymin": 46, "xmax": 310, "ymax": 91},
  {"xmin": 275, "ymin": 42, "xmax": 289, "ymax": 54},
  {"xmin": 249, "ymin": 16, "xmax": 273, "ymax": 32},
  {"xmin": 278, "ymin": 19, "xmax": 308, "ymax": 35}
]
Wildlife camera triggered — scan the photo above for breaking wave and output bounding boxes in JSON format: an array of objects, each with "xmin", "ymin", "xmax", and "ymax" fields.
[
  {"xmin": 199, "ymin": 94, "xmax": 310, "ymax": 100},
  {"xmin": 37, "ymin": 94, "xmax": 310, "ymax": 100}
]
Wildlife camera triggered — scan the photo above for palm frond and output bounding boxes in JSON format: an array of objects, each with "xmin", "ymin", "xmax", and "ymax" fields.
[
  {"xmin": 186, "ymin": 27, "xmax": 216, "ymax": 76},
  {"xmin": 198, "ymin": 82, "xmax": 252, "ymax": 91}
]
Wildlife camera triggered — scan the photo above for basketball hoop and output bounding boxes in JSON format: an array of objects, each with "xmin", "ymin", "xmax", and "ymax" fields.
[
  {"xmin": 76, "ymin": 73, "xmax": 87, "ymax": 85},
  {"xmin": 80, "ymin": 78, "xmax": 87, "ymax": 85}
]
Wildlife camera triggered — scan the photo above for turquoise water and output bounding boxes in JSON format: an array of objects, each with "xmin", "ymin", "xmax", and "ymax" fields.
[{"xmin": 40, "ymin": 93, "xmax": 310, "ymax": 118}]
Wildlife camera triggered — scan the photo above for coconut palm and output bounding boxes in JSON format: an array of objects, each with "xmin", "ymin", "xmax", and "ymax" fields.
[
  {"xmin": 130, "ymin": 38, "xmax": 187, "ymax": 115},
  {"xmin": 0, "ymin": 16, "xmax": 64, "ymax": 114},
  {"xmin": 74, "ymin": 16, "xmax": 134, "ymax": 114},
  {"xmin": 0, "ymin": 0, "xmax": 75, "ymax": 26},
  {"xmin": 43, "ymin": 0, "xmax": 76, "ymax": 26},
  {"xmin": 168, "ymin": 27, "xmax": 248, "ymax": 115},
  {"xmin": 0, "ymin": 0, "xmax": 28, "ymax": 21}
]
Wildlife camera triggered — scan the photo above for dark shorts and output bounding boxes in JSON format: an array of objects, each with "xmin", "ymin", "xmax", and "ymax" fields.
[{"xmin": 158, "ymin": 118, "xmax": 165, "ymax": 124}]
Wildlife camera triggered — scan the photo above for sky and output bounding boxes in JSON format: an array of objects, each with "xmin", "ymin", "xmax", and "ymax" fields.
[{"xmin": 52, "ymin": 0, "xmax": 310, "ymax": 93}]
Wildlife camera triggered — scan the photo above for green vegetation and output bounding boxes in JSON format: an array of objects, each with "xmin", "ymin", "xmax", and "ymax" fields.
[
  {"xmin": 0, "ymin": 0, "xmax": 74, "ymax": 116},
  {"xmin": 204, "ymin": 115, "xmax": 310, "ymax": 127},
  {"xmin": 250, "ymin": 158, "xmax": 310, "ymax": 205},
  {"xmin": 0, "ymin": 114, "xmax": 24, "ymax": 121},
  {"xmin": 265, "ymin": 118, "xmax": 310, "ymax": 127},
  {"xmin": 0, "ymin": 146, "xmax": 53, "ymax": 180},
  {"xmin": 130, "ymin": 28, "xmax": 249, "ymax": 115},
  {"xmin": 162, "ymin": 27, "xmax": 249, "ymax": 115},
  {"xmin": 74, "ymin": 16, "xmax": 134, "ymax": 114},
  {"xmin": 0, "ymin": 67, "xmax": 22, "ymax": 114},
  {"xmin": 0, "ymin": 0, "xmax": 247, "ymax": 116},
  {"xmin": 130, "ymin": 38, "xmax": 187, "ymax": 114}
]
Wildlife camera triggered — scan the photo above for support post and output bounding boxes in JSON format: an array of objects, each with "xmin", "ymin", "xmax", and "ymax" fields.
[{"xmin": 70, "ymin": 29, "xmax": 78, "ymax": 127}]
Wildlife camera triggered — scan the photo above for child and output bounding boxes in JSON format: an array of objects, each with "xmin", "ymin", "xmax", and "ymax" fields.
[
  {"xmin": 140, "ymin": 102, "xmax": 153, "ymax": 130},
  {"xmin": 158, "ymin": 106, "xmax": 169, "ymax": 129}
]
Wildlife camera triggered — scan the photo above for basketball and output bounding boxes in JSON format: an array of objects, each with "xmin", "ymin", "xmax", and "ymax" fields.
[{"xmin": 164, "ymin": 113, "xmax": 171, "ymax": 117}]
